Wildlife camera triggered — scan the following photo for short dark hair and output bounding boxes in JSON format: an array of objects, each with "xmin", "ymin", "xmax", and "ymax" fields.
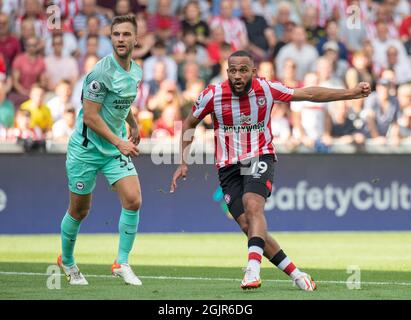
[
  {"xmin": 228, "ymin": 50, "xmax": 253, "ymax": 61},
  {"xmin": 111, "ymin": 14, "xmax": 137, "ymax": 33}
]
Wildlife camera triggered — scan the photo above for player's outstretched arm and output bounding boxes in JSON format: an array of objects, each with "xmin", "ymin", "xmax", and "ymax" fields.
[
  {"xmin": 170, "ymin": 113, "xmax": 202, "ymax": 193},
  {"xmin": 83, "ymin": 99, "xmax": 138, "ymax": 157},
  {"xmin": 292, "ymin": 82, "xmax": 371, "ymax": 102}
]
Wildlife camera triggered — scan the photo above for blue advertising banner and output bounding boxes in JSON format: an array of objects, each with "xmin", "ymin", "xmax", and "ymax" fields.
[{"xmin": 0, "ymin": 154, "xmax": 410, "ymax": 233}]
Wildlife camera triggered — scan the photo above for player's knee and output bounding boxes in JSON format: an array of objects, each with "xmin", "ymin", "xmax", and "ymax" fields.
[
  {"xmin": 123, "ymin": 197, "xmax": 141, "ymax": 212},
  {"xmin": 69, "ymin": 206, "xmax": 90, "ymax": 221},
  {"xmin": 243, "ymin": 197, "xmax": 264, "ymax": 218}
]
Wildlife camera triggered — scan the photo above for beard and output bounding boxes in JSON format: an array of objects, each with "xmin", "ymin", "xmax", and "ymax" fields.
[
  {"xmin": 113, "ymin": 44, "xmax": 132, "ymax": 59},
  {"xmin": 229, "ymin": 78, "xmax": 253, "ymax": 96}
]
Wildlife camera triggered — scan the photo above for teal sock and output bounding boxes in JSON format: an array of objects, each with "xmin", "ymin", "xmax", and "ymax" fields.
[
  {"xmin": 61, "ymin": 212, "xmax": 81, "ymax": 267},
  {"xmin": 117, "ymin": 208, "xmax": 140, "ymax": 264}
]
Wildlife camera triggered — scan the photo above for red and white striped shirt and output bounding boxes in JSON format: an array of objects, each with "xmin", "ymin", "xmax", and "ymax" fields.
[{"xmin": 192, "ymin": 78, "xmax": 294, "ymax": 168}]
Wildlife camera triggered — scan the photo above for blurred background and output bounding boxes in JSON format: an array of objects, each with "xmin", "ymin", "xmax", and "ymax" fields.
[{"xmin": 0, "ymin": 0, "xmax": 410, "ymax": 234}]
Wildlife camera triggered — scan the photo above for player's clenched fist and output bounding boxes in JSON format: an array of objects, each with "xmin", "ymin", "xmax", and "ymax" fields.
[
  {"xmin": 352, "ymin": 82, "xmax": 371, "ymax": 99},
  {"xmin": 170, "ymin": 164, "xmax": 188, "ymax": 193},
  {"xmin": 116, "ymin": 140, "xmax": 139, "ymax": 157}
]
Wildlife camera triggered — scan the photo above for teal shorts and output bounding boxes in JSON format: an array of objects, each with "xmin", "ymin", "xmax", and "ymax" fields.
[{"xmin": 66, "ymin": 140, "xmax": 137, "ymax": 195}]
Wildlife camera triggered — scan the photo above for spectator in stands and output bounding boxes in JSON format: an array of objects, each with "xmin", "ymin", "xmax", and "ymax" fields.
[
  {"xmin": 280, "ymin": 58, "xmax": 301, "ymax": 88},
  {"xmin": 146, "ymin": 60, "xmax": 168, "ymax": 96},
  {"xmin": 276, "ymin": 26, "xmax": 318, "ymax": 81},
  {"xmin": 12, "ymin": 108, "xmax": 46, "ymax": 152},
  {"xmin": 338, "ymin": 0, "xmax": 367, "ymax": 53},
  {"xmin": 321, "ymin": 40, "xmax": 349, "ymax": 81},
  {"xmin": 345, "ymin": 51, "xmax": 375, "ymax": 90},
  {"xmin": 257, "ymin": 60, "xmax": 276, "ymax": 81},
  {"xmin": 372, "ymin": 21, "xmax": 408, "ymax": 74},
  {"xmin": 153, "ymin": 105, "xmax": 181, "ymax": 138},
  {"xmin": 10, "ymin": 36, "xmax": 46, "ymax": 107},
  {"xmin": 78, "ymin": 15, "xmax": 112, "ymax": 58},
  {"xmin": 20, "ymin": 84, "xmax": 52, "ymax": 135},
  {"xmin": 46, "ymin": 79, "xmax": 73, "ymax": 122},
  {"xmin": 0, "ymin": 80, "xmax": 14, "ymax": 138},
  {"xmin": 385, "ymin": 45, "xmax": 411, "ymax": 85},
  {"xmin": 181, "ymin": 0, "xmax": 210, "ymax": 47},
  {"xmin": 181, "ymin": 78, "xmax": 204, "ymax": 120},
  {"xmin": 291, "ymin": 72, "xmax": 331, "ymax": 150},
  {"xmin": 363, "ymin": 78, "xmax": 400, "ymax": 144},
  {"xmin": 44, "ymin": 26, "xmax": 79, "ymax": 58},
  {"xmin": 148, "ymin": 79, "xmax": 182, "ymax": 120},
  {"xmin": 240, "ymin": 0, "xmax": 276, "ymax": 62},
  {"xmin": 132, "ymin": 13, "xmax": 155, "ymax": 61},
  {"xmin": 317, "ymin": 20, "xmax": 348, "ymax": 61},
  {"xmin": 0, "ymin": 52, "xmax": 5, "ymax": 79},
  {"xmin": 303, "ymin": 0, "xmax": 341, "ymax": 28},
  {"xmin": 316, "ymin": 57, "xmax": 345, "ymax": 89},
  {"xmin": 210, "ymin": 0, "xmax": 249, "ymax": 50},
  {"xmin": 271, "ymin": 20, "xmax": 295, "ymax": 58},
  {"xmin": 0, "ymin": 13, "xmax": 21, "ymax": 70},
  {"xmin": 328, "ymin": 100, "xmax": 366, "ymax": 148},
  {"xmin": 73, "ymin": 0, "xmax": 110, "ymax": 38},
  {"xmin": 206, "ymin": 25, "xmax": 234, "ymax": 65},
  {"xmin": 45, "ymin": 34, "xmax": 79, "ymax": 91},
  {"xmin": 18, "ymin": 18, "xmax": 43, "ymax": 52},
  {"xmin": 147, "ymin": 0, "xmax": 181, "ymax": 39},
  {"xmin": 173, "ymin": 29, "xmax": 210, "ymax": 67},
  {"xmin": 179, "ymin": 60, "xmax": 205, "ymax": 92},
  {"xmin": 396, "ymin": 83, "xmax": 411, "ymax": 142},
  {"xmin": 71, "ymin": 54, "xmax": 99, "ymax": 113},
  {"xmin": 114, "ymin": 0, "xmax": 132, "ymax": 16},
  {"xmin": 399, "ymin": 13, "xmax": 411, "ymax": 41},
  {"xmin": 251, "ymin": 0, "xmax": 277, "ymax": 26},
  {"xmin": 272, "ymin": 1, "xmax": 295, "ymax": 41},
  {"xmin": 78, "ymin": 34, "xmax": 99, "ymax": 74},
  {"xmin": 271, "ymin": 101, "xmax": 295, "ymax": 149},
  {"xmin": 143, "ymin": 39, "xmax": 178, "ymax": 82},
  {"xmin": 302, "ymin": 5, "xmax": 325, "ymax": 47},
  {"xmin": 52, "ymin": 105, "xmax": 76, "ymax": 142},
  {"xmin": 210, "ymin": 59, "xmax": 228, "ymax": 84},
  {"xmin": 15, "ymin": 0, "xmax": 47, "ymax": 39}
]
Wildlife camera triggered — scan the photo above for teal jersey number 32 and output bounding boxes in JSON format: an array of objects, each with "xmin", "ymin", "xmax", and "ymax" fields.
[{"xmin": 70, "ymin": 53, "xmax": 143, "ymax": 158}]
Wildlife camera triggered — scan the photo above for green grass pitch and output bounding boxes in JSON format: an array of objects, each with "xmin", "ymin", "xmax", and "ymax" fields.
[{"xmin": 1, "ymin": 232, "xmax": 411, "ymax": 300}]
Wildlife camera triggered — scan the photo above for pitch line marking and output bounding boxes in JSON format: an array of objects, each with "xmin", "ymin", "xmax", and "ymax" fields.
[{"xmin": 1, "ymin": 271, "xmax": 411, "ymax": 287}]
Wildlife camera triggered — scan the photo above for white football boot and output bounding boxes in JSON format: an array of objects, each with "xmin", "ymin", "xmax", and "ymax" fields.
[
  {"xmin": 57, "ymin": 255, "xmax": 88, "ymax": 285},
  {"xmin": 292, "ymin": 272, "xmax": 317, "ymax": 291},
  {"xmin": 240, "ymin": 267, "xmax": 262, "ymax": 290},
  {"xmin": 111, "ymin": 261, "xmax": 142, "ymax": 285}
]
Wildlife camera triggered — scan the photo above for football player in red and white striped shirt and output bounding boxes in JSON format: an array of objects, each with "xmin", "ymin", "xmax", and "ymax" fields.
[{"xmin": 170, "ymin": 51, "xmax": 371, "ymax": 291}]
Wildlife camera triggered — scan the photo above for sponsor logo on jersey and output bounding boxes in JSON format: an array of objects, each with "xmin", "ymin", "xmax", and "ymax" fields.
[
  {"xmin": 223, "ymin": 120, "xmax": 265, "ymax": 134},
  {"xmin": 239, "ymin": 113, "xmax": 252, "ymax": 125},
  {"xmin": 113, "ymin": 98, "xmax": 135, "ymax": 109}
]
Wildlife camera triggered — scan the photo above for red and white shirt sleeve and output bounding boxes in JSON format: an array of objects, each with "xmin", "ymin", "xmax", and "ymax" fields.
[
  {"xmin": 192, "ymin": 85, "xmax": 215, "ymax": 120},
  {"xmin": 266, "ymin": 80, "xmax": 294, "ymax": 103}
]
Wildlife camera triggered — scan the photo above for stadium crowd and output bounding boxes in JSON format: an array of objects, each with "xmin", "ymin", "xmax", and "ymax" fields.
[{"xmin": 0, "ymin": 0, "xmax": 410, "ymax": 153}]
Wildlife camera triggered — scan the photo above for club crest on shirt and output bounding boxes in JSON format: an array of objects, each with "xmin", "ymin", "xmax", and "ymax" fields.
[
  {"xmin": 257, "ymin": 96, "xmax": 266, "ymax": 107},
  {"xmin": 76, "ymin": 182, "xmax": 85, "ymax": 190}
]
